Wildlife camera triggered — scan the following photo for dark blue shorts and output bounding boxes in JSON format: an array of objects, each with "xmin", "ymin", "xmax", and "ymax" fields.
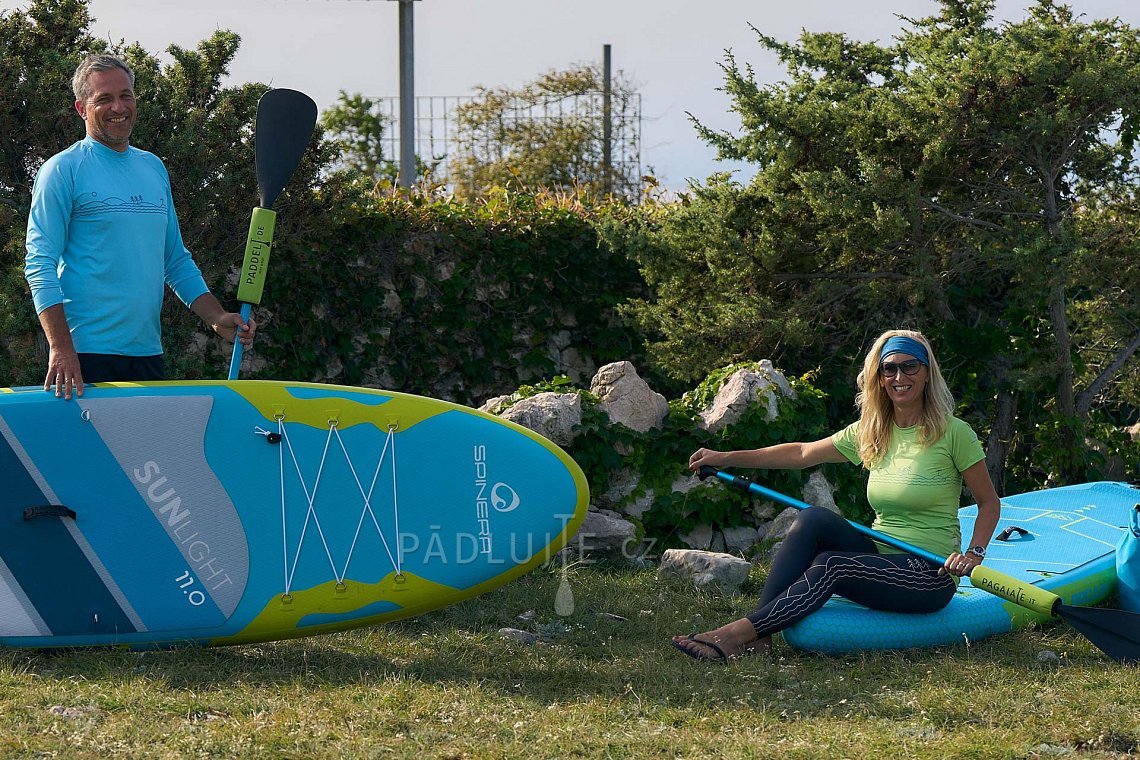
[{"xmin": 78, "ymin": 353, "xmax": 165, "ymax": 383}]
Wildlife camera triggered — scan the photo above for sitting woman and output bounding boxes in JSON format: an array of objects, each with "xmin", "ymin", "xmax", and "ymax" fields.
[{"xmin": 673, "ymin": 329, "xmax": 1001, "ymax": 661}]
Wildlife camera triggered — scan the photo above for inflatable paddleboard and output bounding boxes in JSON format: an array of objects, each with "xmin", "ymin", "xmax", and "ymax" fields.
[
  {"xmin": 782, "ymin": 481, "xmax": 1139, "ymax": 653},
  {"xmin": 0, "ymin": 381, "xmax": 588, "ymax": 649}
]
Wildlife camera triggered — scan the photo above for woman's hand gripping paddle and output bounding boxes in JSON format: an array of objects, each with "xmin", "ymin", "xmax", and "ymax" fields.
[
  {"xmin": 698, "ymin": 465, "xmax": 1140, "ymax": 664},
  {"xmin": 228, "ymin": 88, "xmax": 318, "ymax": 380}
]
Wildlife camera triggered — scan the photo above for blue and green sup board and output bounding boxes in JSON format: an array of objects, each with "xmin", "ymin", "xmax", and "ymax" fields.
[
  {"xmin": 782, "ymin": 481, "xmax": 1139, "ymax": 653},
  {"xmin": 0, "ymin": 381, "xmax": 589, "ymax": 649}
]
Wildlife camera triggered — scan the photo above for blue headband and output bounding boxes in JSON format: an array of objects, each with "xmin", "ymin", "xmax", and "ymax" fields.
[{"xmin": 879, "ymin": 336, "xmax": 929, "ymax": 365}]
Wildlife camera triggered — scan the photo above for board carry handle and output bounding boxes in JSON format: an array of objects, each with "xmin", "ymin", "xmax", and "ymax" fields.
[
  {"xmin": 24, "ymin": 504, "xmax": 77, "ymax": 521},
  {"xmin": 696, "ymin": 465, "xmax": 1062, "ymax": 618}
]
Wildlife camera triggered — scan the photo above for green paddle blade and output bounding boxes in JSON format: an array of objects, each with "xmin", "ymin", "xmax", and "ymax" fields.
[
  {"xmin": 236, "ymin": 206, "xmax": 277, "ymax": 306},
  {"xmin": 1058, "ymin": 604, "xmax": 1140, "ymax": 664}
]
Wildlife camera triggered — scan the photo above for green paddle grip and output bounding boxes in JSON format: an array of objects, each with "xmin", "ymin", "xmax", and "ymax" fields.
[
  {"xmin": 236, "ymin": 206, "xmax": 277, "ymax": 305},
  {"xmin": 970, "ymin": 564, "xmax": 1060, "ymax": 617}
]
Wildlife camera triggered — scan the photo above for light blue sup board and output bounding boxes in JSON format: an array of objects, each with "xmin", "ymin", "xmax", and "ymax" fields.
[
  {"xmin": 0, "ymin": 381, "xmax": 589, "ymax": 649},
  {"xmin": 782, "ymin": 481, "xmax": 1140, "ymax": 653}
]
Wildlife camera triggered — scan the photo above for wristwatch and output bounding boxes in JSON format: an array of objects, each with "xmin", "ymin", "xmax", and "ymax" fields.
[{"xmin": 966, "ymin": 545, "xmax": 986, "ymax": 559}]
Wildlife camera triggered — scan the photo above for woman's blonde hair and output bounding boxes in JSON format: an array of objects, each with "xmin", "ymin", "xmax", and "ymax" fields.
[{"xmin": 854, "ymin": 329, "xmax": 955, "ymax": 468}]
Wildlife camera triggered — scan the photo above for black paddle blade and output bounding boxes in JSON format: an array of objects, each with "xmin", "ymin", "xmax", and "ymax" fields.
[
  {"xmin": 1058, "ymin": 604, "xmax": 1140, "ymax": 664},
  {"xmin": 254, "ymin": 88, "xmax": 318, "ymax": 209}
]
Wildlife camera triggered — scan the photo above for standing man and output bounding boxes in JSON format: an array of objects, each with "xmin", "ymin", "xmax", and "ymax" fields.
[{"xmin": 25, "ymin": 54, "xmax": 255, "ymax": 399}]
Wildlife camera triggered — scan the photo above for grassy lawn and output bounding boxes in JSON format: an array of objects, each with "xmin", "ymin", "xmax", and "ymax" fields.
[{"xmin": 2, "ymin": 564, "xmax": 1137, "ymax": 758}]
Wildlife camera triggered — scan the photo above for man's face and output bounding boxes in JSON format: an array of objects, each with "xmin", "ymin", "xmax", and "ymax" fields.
[{"xmin": 75, "ymin": 68, "xmax": 136, "ymax": 151}]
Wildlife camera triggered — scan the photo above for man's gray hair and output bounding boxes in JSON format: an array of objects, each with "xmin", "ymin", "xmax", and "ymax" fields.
[{"xmin": 72, "ymin": 54, "xmax": 135, "ymax": 102}]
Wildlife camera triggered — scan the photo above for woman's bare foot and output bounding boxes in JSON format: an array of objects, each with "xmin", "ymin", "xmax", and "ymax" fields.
[{"xmin": 671, "ymin": 618, "xmax": 771, "ymax": 661}]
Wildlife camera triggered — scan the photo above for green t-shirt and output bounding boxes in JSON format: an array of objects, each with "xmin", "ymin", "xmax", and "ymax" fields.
[{"xmin": 831, "ymin": 416, "xmax": 985, "ymax": 559}]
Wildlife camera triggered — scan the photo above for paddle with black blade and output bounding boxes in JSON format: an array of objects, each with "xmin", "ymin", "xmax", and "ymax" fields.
[
  {"xmin": 697, "ymin": 464, "xmax": 1140, "ymax": 664},
  {"xmin": 228, "ymin": 88, "xmax": 318, "ymax": 380}
]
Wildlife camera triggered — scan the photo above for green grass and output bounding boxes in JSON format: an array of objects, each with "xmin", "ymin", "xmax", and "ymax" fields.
[{"xmin": 2, "ymin": 564, "xmax": 1138, "ymax": 758}]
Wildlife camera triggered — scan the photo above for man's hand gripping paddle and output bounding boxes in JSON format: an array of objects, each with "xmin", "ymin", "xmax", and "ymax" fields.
[
  {"xmin": 698, "ymin": 465, "xmax": 1140, "ymax": 664},
  {"xmin": 228, "ymin": 88, "xmax": 318, "ymax": 380}
]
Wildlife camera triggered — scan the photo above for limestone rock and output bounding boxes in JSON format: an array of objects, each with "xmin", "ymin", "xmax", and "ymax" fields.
[
  {"xmin": 546, "ymin": 329, "xmax": 595, "ymax": 385},
  {"xmin": 566, "ymin": 508, "xmax": 636, "ymax": 559},
  {"xmin": 765, "ymin": 506, "xmax": 800, "ymax": 543},
  {"xmin": 596, "ymin": 467, "xmax": 640, "ymax": 510},
  {"xmin": 619, "ymin": 489, "xmax": 655, "ymax": 520},
  {"xmin": 657, "ymin": 549, "xmax": 752, "ymax": 593},
  {"xmin": 669, "ymin": 472, "xmax": 709, "ymax": 495},
  {"xmin": 698, "ymin": 361, "xmax": 795, "ymax": 433},
  {"xmin": 709, "ymin": 531, "xmax": 726, "ymax": 554},
  {"xmin": 721, "ymin": 526, "xmax": 761, "ymax": 555},
  {"xmin": 478, "ymin": 395, "xmax": 511, "ymax": 415},
  {"xmin": 802, "ymin": 470, "xmax": 840, "ymax": 513},
  {"xmin": 496, "ymin": 392, "xmax": 582, "ymax": 446},
  {"xmin": 498, "ymin": 628, "xmax": 538, "ymax": 645},
  {"xmin": 679, "ymin": 524, "xmax": 713, "ymax": 551},
  {"xmin": 590, "ymin": 361, "xmax": 669, "ymax": 433},
  {"xmin": 752, "ymin": 501, "xmax": 776, "ymax": 522}
]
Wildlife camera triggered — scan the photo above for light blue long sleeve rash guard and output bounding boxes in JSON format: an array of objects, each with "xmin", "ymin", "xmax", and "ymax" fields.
[{"xmin": 25, "ymin": 137, "xmax": 210, "ymax": 356}]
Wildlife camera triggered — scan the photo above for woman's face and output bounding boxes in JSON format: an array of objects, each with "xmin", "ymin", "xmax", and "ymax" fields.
[{"xmin": 878, "ymin": 352, "xmax": 928, "ymax": 410}]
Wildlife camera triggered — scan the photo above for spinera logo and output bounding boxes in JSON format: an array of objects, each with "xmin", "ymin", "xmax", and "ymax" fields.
[
  {"xmin": 474, "ymin": 444, "xmax": 523, "ymax": 554},
  {"xmin": 491, "ymin": 482, "xmax": 521, "ymax": 513}
]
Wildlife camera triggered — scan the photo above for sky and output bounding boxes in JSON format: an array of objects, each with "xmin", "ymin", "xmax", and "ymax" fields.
[{"xmin": 6, "ymin": 0, "xmax": 1140, "ymax": 191}]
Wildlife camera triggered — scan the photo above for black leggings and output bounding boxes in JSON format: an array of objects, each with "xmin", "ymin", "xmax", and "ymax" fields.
[{"xmin": 748, "ymin": 506, "xmax": 956, "ymax": 639}]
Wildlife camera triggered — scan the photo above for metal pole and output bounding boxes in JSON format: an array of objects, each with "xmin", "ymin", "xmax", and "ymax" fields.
[
  {"xmin": 602, "ymin": 44, "xmax": 612, "ymax": 196},
  {"xmin": 397, "ymin": 0, "xmax": 415, "ymax": 188}
]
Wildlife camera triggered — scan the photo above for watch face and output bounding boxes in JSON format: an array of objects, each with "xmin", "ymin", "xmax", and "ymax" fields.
[{"xmin": 969, "ymin": 545, "xmax": 986, "ymax": 556}]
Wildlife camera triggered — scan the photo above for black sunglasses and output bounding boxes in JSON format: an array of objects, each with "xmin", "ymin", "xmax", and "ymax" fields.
[{"xmin": 879, "ymin": 360, "xmax": 924, "ymax": 377}]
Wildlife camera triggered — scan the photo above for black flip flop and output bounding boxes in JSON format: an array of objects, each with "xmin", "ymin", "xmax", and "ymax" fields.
[{"xmin": 671, "ymin": 634, "xmax": 729, "ymax": 662}]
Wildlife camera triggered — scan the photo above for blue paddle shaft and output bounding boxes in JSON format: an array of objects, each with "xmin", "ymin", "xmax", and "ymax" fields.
[
  {"xmin": 704, "ymin": 467, "xmax": 946, "ymax": 565},
  {"xmin": 227, "ymin": 303, "xmax": 252, "ymax": 381}
]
